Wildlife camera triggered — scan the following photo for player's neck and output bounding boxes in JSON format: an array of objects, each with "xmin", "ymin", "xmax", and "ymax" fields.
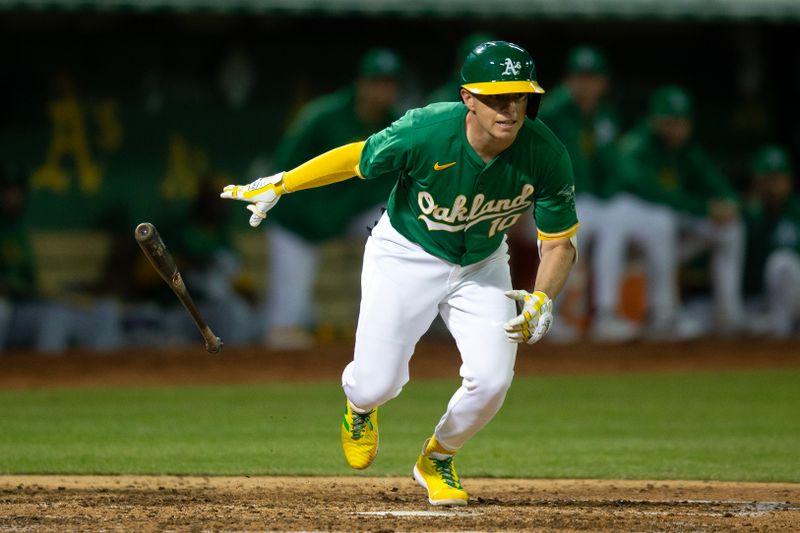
[{"xmin": 464, "ymin": 113, "xmax": 517, "ymax": 164}]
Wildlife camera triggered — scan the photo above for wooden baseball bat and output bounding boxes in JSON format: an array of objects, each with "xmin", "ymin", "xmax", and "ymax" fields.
[{"xmin": 134, "ymin": 222, "xmax": 223, "ymax": 353}]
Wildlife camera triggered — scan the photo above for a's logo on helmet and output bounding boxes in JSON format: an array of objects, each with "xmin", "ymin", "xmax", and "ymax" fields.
[{"xmin": 502, "ymin": 58, "xmax": 522, "ymax": 76}]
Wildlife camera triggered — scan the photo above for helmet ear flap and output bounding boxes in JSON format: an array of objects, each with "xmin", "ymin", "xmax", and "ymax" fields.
[{"xmin": 526, "ymin": 94, "xmax": 542, "ymax": 120}]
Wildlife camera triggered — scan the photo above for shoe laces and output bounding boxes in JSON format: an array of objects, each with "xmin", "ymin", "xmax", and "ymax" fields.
[
  {"xmin": 431, "ymin": 456, "xmax": 463, "ymax": 489},
  {"xmin": 350, "ymin": 410, "xmax": 373, "ymax": 440}
]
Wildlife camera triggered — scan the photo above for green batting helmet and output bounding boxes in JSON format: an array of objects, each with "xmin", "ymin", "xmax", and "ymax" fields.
[
  {"xmin": 752, "ymin": 144, "xmax": 793, "ymax": 176},
  {"xmin": 650, "ymin": 85, "xmax": 693, "ymax": 118},
  {"xmin": 358, "ymin": 48, "xmax": 403, "ymax": 79},
  {"xmin": 460, "ymin": 41, "xmax": 545, "ymax": 95},
  {"xmin": 457, "ymin": 32, "xmax": 497, "ymax": 63},
  {"xmin": 566, "ymin": 45, "xmax": 608, "ymax": 75}
]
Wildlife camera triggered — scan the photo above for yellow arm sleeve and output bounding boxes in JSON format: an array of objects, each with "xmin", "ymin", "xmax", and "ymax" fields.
[{"xmin": 282, "ymin": 141, "xmax": 365, "ymax": 193}]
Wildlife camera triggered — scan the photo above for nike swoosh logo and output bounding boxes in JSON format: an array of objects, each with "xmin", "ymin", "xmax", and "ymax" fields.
[{"xmin": 434, "ymin": 161, "xmax": 457, "ymax": 171}]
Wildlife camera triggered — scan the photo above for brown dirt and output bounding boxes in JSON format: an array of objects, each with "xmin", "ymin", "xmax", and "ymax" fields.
[
  {"xmin": 1, "ymin": 338, "xmax": 799, "ymax": 389},
  {"xmin": 1, "ymin": 476, "xmax": 798, "ymax": 532},
  {"xmin": 1, "ymin": 339, "xmax": 799, "ymax": 531}
]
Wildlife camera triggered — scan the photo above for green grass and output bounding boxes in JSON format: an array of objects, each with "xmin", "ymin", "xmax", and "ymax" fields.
[{"xmin": 0, "ymin": 370, "xmax": 798, "ymax": 481}]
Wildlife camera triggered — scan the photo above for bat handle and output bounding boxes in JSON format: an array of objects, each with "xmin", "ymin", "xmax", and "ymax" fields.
[{"xmin": 201, "ymin": 326, "xmax": 223, "ymax": 354}]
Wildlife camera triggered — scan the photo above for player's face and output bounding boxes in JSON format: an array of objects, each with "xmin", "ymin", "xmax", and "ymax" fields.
[
  {"xmin": 759, "ymin": 173, "xmax": 792, "ymax": 207},
  {"xmin": 0, "ymin": 186, "xmax": 26, "ymax": 222},
  {"xmin": 357, "ymin": 77, "xmax": 399, "ymax": 116},
  {"xmin": 463, "ymin": 91, "xmax": 528, "ymax": 140},
  {"xmin": 652, "ymin": 117, "xmax": 693, "ymax": 149},
  {"xmin": 566, "ymin": 73, "xmax": 609, "ymax": 114}
]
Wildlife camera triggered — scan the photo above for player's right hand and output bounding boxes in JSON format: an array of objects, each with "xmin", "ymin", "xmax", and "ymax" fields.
[{"xmin": 220, "ymin": 172, "xmax": 286, "ymax": 228}]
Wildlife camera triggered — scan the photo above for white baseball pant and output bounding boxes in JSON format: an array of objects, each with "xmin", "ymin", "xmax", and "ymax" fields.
[
  {"xmin": 264, "ymin": 207, "xmax": 383, "ymax": 330},
  {"xmin": 677, "ymin": 211, "xmax": 745, "ymax": 327},
  {"xmin": 596, "ymin": 193, "xmax": 677, "ymax": 321},
  {"xmin": 764, "ymin": 249, "xmax": 800, "ymax": 337},
  {"xmin": 596, "ymin": 194, "xmax": 745, "ymax": 328},
  {"xmin": 341, "ymin": 214, "xmax": 518, "ymax": 452}
]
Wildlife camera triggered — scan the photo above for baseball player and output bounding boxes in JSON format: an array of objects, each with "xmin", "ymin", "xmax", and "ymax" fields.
[
  {"xmin": 220, "ymin": 41, "xmax": 578, "ymax": 506},
  {"xmin": 614, "ymin": 85, "xmax": 744, "ymax": 336},
  {"xmin": 537, "ymin": 45, "xmax": 641, "ymax": 342},
  {"xmin": 743, "ymin": 145, "xmax": 800, "ymax": 337},
  {"xmin": 264, "ymin": 48, "xmax": 402, "ymax": 349},
  {"xmin": 0, "ymin": 163, "xmax": 123, "ymax": 353}
]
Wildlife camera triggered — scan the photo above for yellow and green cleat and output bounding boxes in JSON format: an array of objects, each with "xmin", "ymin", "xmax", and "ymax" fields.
[
  {"xmin": 341, "ymin": 402, "xmax": 378, "ymax": 470},
  {"xmin": 413, "ymin": 436, "xmax": 469, "ymax": 506}
]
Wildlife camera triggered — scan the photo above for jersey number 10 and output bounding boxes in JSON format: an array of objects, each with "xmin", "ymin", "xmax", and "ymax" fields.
[{"xmin": 488, "ymin": 213, "xmax": 522, "ymax": 238}]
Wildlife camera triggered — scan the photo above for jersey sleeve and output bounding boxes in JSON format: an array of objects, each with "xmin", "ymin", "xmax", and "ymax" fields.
[
  {"xmin": 0, "ymin": 227, "xmax": 38, "ymax": 299},
  {"xmin": 358, "ymin": 110, "xmax": 414, "ymax": 181},
  {"xmin": 534, "ymin": 146, "xmax": 580, "ymax": 240},
  {"xmin": 793, "ymin": 202, "xmax": 800, "ymax": 256},
  {"xmin": 688, "ymin": 148, "xmax": 738, "ymax": 202}
]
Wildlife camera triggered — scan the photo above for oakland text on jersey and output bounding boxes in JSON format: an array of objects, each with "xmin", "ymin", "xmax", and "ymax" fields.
[
  {"xmin": 417, "ymin": 184, "xmax": 535, "ymax": 237},
  {"xmin": 359, "ymin": 102, "xmax": 578, "ymax": 265}
]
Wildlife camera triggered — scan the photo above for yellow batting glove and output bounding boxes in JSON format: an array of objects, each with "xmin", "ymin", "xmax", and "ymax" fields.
[
  {"xmin": 220, "ymin": 172, "xmax": 286, "ymax": 227},
  {"xmin": 503, "ymin": 290, "xmax": 553, "ymax": 344}
]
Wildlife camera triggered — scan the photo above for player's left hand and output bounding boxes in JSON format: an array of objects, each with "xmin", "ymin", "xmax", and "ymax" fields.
[
  {"xmin": 220, "ymin": 172, "xmax": 286, "ymax": 228},
  {"xmin": 708, "ymin": 198, "xmax": 739, "ymax": 225},
  {"xmin": 503, "ymin": 290, "xmax": 553, "ymax": 344}
]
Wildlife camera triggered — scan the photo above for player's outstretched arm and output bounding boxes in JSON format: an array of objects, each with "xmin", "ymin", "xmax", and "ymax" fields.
[
  {"xmin": 220, "ymin": 141, "xmax": 365, "ymax": 227},
  {"xmin": 503, "ymin": 238, "xmax": 575, "ymax": 344}
]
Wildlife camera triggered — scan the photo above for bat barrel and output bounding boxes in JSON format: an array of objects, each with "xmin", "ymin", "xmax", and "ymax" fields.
[{"xmin": 134, "ymin": 222, "xmax": 155, "ymax": 242}]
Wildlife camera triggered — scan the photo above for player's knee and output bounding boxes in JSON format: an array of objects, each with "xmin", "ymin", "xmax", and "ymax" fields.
[
  {"xmin": 650, "ymin": 212, "xmax": 676, "ymax": 240},
  {"xmin": 343, "ymin": 368, "xmax": 408, "ymax": 410},
  {"xmin": 766, "ymin": 250, "xmax": 800, "ymax": 285},
  {"xmin": 716, "ymin": 219, "xmax": 745, "ymax": 248},
  {"xmin": 468, "ymin": 372, "xmax": 514, "ymax": 404},
  {"xmin": 347, "ymin": 384, "xmax": 403, "ymax": 411}
]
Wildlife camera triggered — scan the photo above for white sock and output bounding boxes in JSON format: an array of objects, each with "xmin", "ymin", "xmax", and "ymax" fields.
[{"xmin": 348, "ymin": 400, "xmax": 372, "ymax": 415}]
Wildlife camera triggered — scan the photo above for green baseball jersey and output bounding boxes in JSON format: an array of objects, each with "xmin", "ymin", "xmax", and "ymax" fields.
[
  {"xmin": 178, "ymin": 224, "xmax": 233, "ymax": 264},
  {"xmin": 426, "ymin": 77, "xmax": 461, "ymax": 105},
  {"xmin": 743, "ymin": 195, "xmax": 800, "ymax": 293},
  {"xmin": 538, "ymin": 85, "xmax": 622, "ymax": 199},
  {"xmin": 0, "ymin": 222, "xmax": 37, "ymax": 301},
  {"xmin": 618, "ymin": 123, "xmax": 737, "ymax": 216},
  {"xmin": 271, "ymin": 87, "xmax": 396, "ymax": 242},
  {"xmin": 359, "ymin": 102, "xmax": 578, "ymax": 266}
]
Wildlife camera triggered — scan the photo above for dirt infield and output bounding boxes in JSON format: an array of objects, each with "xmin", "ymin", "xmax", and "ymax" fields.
[
  {"xmin": 2, "ymin": 339, "xmax": 799, "ymax": 531},
  {"xmin": 1, "ymin": 475, "xmax": 799, "ymax": 532},
  {"xmin": 1, "ymin": 338, "xmax": 799, "ymax": 389}
]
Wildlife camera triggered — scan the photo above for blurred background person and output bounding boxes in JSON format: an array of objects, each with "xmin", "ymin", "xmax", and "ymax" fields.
[
  {"xmin": 0, "ymin": 163, "xmax": 40, "ymax": 351},
  {"xmin": 537, "ymin": 45, "xmax": 641, "ymax": 342},
  {"xmin": 427, "ymin": 32, "xmax": 496, "ymax": 104},
  {"xmin": 169, "ymin": 176, "xmax": 255, "ymax": 345},
  {"xmin": 743, "ymin": 145, "xmax": 800, "ymax": 338},
  {"xmin": 263, "ymin": 48, "xmax": 403, "ymax": 349},
  {"xmin": 616, "ymin": 85, "xmax": 744, "ymax": 337},
  {"xmin": 2, "ymin": 4, "xmax": 799, "ymax": 352},
  {"xmin": 0, "ymin": 163, "xmax": 122, "ymax": 353}
]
